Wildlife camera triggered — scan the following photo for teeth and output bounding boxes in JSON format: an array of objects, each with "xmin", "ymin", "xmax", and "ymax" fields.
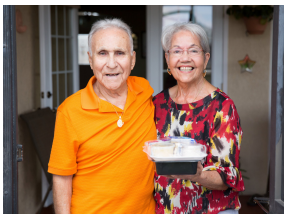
[
  {"xmin": 179, "ymin": 67, "xmax": 193, "ymax": 71},
  {"xmin": 106, "ymin": 74, "xmax": 119, "ymax": 76}
]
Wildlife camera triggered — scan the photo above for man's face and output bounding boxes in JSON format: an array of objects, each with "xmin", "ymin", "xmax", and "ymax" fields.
[{"xmin": 88, "ymin": 27, "xmax": 136, "ymax": 92}]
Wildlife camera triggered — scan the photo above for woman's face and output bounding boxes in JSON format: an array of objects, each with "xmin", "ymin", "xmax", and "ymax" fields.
[{"xmin": 165, "ymin": 30, "xmax": 210, "ymax": 85}]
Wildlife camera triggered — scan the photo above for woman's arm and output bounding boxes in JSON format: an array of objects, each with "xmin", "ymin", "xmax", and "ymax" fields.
[
  {"xmin": 53, "ymin": 174, "xmax": 73, "ymax": 214},
  {"xmin": 166, "ymin": 100, "xmax": 244, "ymax": 192},
  {"xmin": 197, "ymin": 171, "xmax": 228, "ymax": 190},
  {"xmin": 165, "ymin": 161, "xmax": 228, "ymax": 190},
  {"xmin": 204, "ymin": 99, "xmax": 244, "ymax": 192}
]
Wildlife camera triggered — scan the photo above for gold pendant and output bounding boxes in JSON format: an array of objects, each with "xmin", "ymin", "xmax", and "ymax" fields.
[{"xmin": 117, "ymin": 117, "xmax": 124, "ymax": 128}]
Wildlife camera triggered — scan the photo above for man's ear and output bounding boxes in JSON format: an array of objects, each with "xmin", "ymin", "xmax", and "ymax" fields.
[
  {"xmin": 131, "ymin": 51, "xmax": 136, "ymax": 70},
  {"xmin": 87, "ymin": 51, "xmax": 93, "ymax": 70}
]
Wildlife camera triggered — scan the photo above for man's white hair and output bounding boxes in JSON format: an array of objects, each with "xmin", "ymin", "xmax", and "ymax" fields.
[{"xmin": 88, "ymin": 18, "xmax": 133, "ymax": 55}]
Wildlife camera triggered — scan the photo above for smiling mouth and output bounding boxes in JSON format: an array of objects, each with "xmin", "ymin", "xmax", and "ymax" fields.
[
  {"xmin": 178, "ymin": 67, "xmax": 194, "ymax": 71},
  {"xmin": 106, "ymin": 73, "xmax": 120, "ymax": 77}
]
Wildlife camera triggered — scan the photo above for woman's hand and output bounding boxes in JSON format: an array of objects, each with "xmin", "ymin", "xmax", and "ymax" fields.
[{"xmin": 163, "ymin": 161, "xmax": 228, "ymax": 190}]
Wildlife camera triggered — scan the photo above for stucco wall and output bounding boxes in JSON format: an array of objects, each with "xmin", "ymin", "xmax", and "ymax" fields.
[
  {"xmin": 16, "ymin": 5, "xmax": 42, "ymax": 213},
  {"xmin": 227, "ymin": 16, "xmax": 272, "ymax": 195}
]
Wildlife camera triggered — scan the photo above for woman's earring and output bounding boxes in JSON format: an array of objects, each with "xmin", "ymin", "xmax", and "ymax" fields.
[
  {"xmin": 203, "ymin": 69, "xmax": 207, "ymax": 77},
  {"xmin": 167, "ymin": 68, "xmax": 172, "ymax": 75}
]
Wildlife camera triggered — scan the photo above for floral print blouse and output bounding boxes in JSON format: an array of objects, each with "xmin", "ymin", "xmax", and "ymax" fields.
[{"xmin": 153, "ymin": 88, "xmax": 245, "ymax": 214}]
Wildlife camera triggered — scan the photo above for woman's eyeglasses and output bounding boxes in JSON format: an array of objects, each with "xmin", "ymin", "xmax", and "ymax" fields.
[{"xmin": 167, "ymin": 46, "xmax": 204, "ymax": 57}]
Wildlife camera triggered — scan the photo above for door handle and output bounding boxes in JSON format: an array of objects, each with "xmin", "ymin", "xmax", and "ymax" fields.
[
  {"xmin": 47, "ymin": 91, "xmax": 52, "ymax": 98},
  {"xmin": 17, "ymin": 144, "xmax": 23, "ymax": 162}
]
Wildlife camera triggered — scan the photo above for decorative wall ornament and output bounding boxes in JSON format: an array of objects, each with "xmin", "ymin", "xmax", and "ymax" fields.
[
  {"xmin": 238, "ymin": 54, "xmax": 256, "ymax": 73},
  {"xmin": 16, "ymin": 9, "xmax": 27, "ymax": 33}
]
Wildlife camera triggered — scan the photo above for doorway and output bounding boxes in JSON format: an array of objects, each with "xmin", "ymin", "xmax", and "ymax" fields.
[{"xmin": 77, "ymin": 5, "xmax": 147, "ymax": 89}]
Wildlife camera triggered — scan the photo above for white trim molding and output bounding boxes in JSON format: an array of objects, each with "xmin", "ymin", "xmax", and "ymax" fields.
[
  {"xmin": 39, "ymin": 5, "xmax": 53, "ymax": 108},
  {"xmin": 146, "ymin": 5, "xmax": 163, "ymax": 96},
  {"xmin": 222, "ymin": 5, "xmax": 229, "ymax": 93},
  {"xmin": 212, "ymin": 5, "xmax": 225, "ymax": 91},
  {"xmin": 71, "ymin": 8, "xmax": 80, "ymax": 93}
]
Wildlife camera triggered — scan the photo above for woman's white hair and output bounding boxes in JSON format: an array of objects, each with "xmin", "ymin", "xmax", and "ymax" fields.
[
  {"xmin": 88, "ymin": 18, "xmax": 133, "ymax": 55},
  {"xmin": 161, "ymin": 22, "xmax": 210, "ymax": 58}
]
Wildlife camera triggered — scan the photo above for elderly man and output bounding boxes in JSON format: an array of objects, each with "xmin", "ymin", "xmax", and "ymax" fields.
[{"xmin": 48, "ymin": 18, "xmax": 156, "ymax": 214}]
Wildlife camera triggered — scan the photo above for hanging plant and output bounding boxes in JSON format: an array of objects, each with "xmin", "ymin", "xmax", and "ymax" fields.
[{"xmin": 226, "ymin": 5, "xmax": 274, "ymax": 34}]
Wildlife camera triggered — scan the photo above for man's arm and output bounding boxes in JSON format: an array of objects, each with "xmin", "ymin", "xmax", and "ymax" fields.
[{"xmin": 53, "ymin": 174, "xmax": 73, "ymax": 214}]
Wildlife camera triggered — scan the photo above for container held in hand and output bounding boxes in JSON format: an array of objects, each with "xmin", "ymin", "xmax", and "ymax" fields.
[{"xmin": 143, "ymin": 136, "xmax": 207, "ymax": 162}]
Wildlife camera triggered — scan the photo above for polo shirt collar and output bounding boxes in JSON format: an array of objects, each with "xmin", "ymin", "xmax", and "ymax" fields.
[
  {"xmin": 127, "ymin": 76, "xmax": 144, "ymax": 96},
  {"xmin": 81, "ymin": 76, "xmax": 144, "ymax": 110}
]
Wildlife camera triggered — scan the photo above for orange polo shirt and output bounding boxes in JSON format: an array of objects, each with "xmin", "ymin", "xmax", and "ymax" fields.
[{"xmin": 48, "ymin": 76, "xmax": 156, "ymax": 214}]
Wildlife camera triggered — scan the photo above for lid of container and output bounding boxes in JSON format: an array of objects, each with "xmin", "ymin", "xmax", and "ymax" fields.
[
  {"xmin": 165, "ymin": 136, "xmax": 196, "ymax": 144},
  {"xmin": 151, "ymin": 142, "xmax": 175, "ymax": 147}
]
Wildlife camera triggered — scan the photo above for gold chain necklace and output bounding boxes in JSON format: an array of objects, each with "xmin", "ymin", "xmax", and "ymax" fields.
[
  {"xmin": 97, "ymin": 85, "xmax": 125, "ymax": 128},
  {"xmin": 175, "ymin": 77, "xmax": 205, "ymax": 103}
]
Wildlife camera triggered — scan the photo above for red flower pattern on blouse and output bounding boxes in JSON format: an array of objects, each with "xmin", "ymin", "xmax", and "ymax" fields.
[{"xmin": 153, "ymin": 88, "xmax": 245, "ymax": 214}]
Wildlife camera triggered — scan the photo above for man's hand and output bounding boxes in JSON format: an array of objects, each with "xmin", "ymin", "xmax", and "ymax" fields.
[
  {"xmin": 53, "ymin": 174, "xmax": 73, "ymax": 214},
  {"xmin": 163, "ymin": 161, "xmax": 228, "ymax": 190}
]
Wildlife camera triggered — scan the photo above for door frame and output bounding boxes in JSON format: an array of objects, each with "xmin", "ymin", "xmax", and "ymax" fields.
[
  {"xmin": 269, "ymin": 5, "xmax": 284, "ymax": 214},
  {"xmin": 3, "ymin": 5, "xmax": 18, "ymax": 214},
  {"xmin": 146, "ymin": 5, "xmax": 163, "ymax": 96}
]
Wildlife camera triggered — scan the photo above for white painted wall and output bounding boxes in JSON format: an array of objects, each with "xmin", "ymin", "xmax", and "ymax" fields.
[{"xmin": 227, "ymin": 15, "xmax": 272, "ymax": 195}]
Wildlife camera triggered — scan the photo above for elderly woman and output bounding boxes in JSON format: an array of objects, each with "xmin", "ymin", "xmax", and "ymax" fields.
[
  {"xmin": 153, "ymin": 22, "xmax": 245, "ymax": 214},
  {"xmin": 48, "ymin": 19, "xmax": 156, "ymax": 214}
]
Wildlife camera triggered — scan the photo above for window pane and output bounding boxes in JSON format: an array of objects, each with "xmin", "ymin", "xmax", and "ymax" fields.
[
  {"xmin": 52, "ymin": 38, "xmax": 57, "ymax": 72},
  {"xmin": 52, "ymin": 74, "xmax": 58, "ymax": 108},
  {"xmin": 78, "ymin": 34, "xmax": 90, "ymax": 65},
  {"xmin": 192, "ymin": 5, "xmax": 212, "ymax": 78},
  {"xmin": 67, "ymin": 73, "xmax": 73, "ymax": 97},
  {"xmin": 57, "ymin": 6, "xmax": 65, "ymax": 36},
  {"xmin": 66, "ymin": 7, "xmax": 72, "ymax": 36},
  {"xmin": 66, "ymin": 38, "xmax": 73, "ymax": 70},
  {"xmin": 51, "ymin": 5, "xmax": 56, "ymax": 35},
  {"xmin": 192, "ymin": 6, "xmax": 212, "ymax": 42},
  {"xmin": 58, "ymin": 38, "xmax": 65, "ymax": 71},
  {"xmin": 59, "ymin": 74, "xmax": 66, "ymax": 104},
  {"xmin": 163, "ymin": 6, "xmax": 191, "ymax": 30}
]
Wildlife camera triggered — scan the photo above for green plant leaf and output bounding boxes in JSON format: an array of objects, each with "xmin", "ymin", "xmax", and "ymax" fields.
[
  {"xmin": 226, "ymin": 5, "xmax": 273, "ymax": 23},
  {"xmin": 260, "ymin": 18, "xmax": 267, "ymax": 25}
]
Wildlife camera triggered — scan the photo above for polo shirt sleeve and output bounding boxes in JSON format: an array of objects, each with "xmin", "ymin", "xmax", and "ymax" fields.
[
  {"xmin": 204, "ymin": 99, "xmax": 245, "ymax": 192},
  {"xmin": 48, "ymin": 110, "xmax": 79, "ymax": 176}
]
